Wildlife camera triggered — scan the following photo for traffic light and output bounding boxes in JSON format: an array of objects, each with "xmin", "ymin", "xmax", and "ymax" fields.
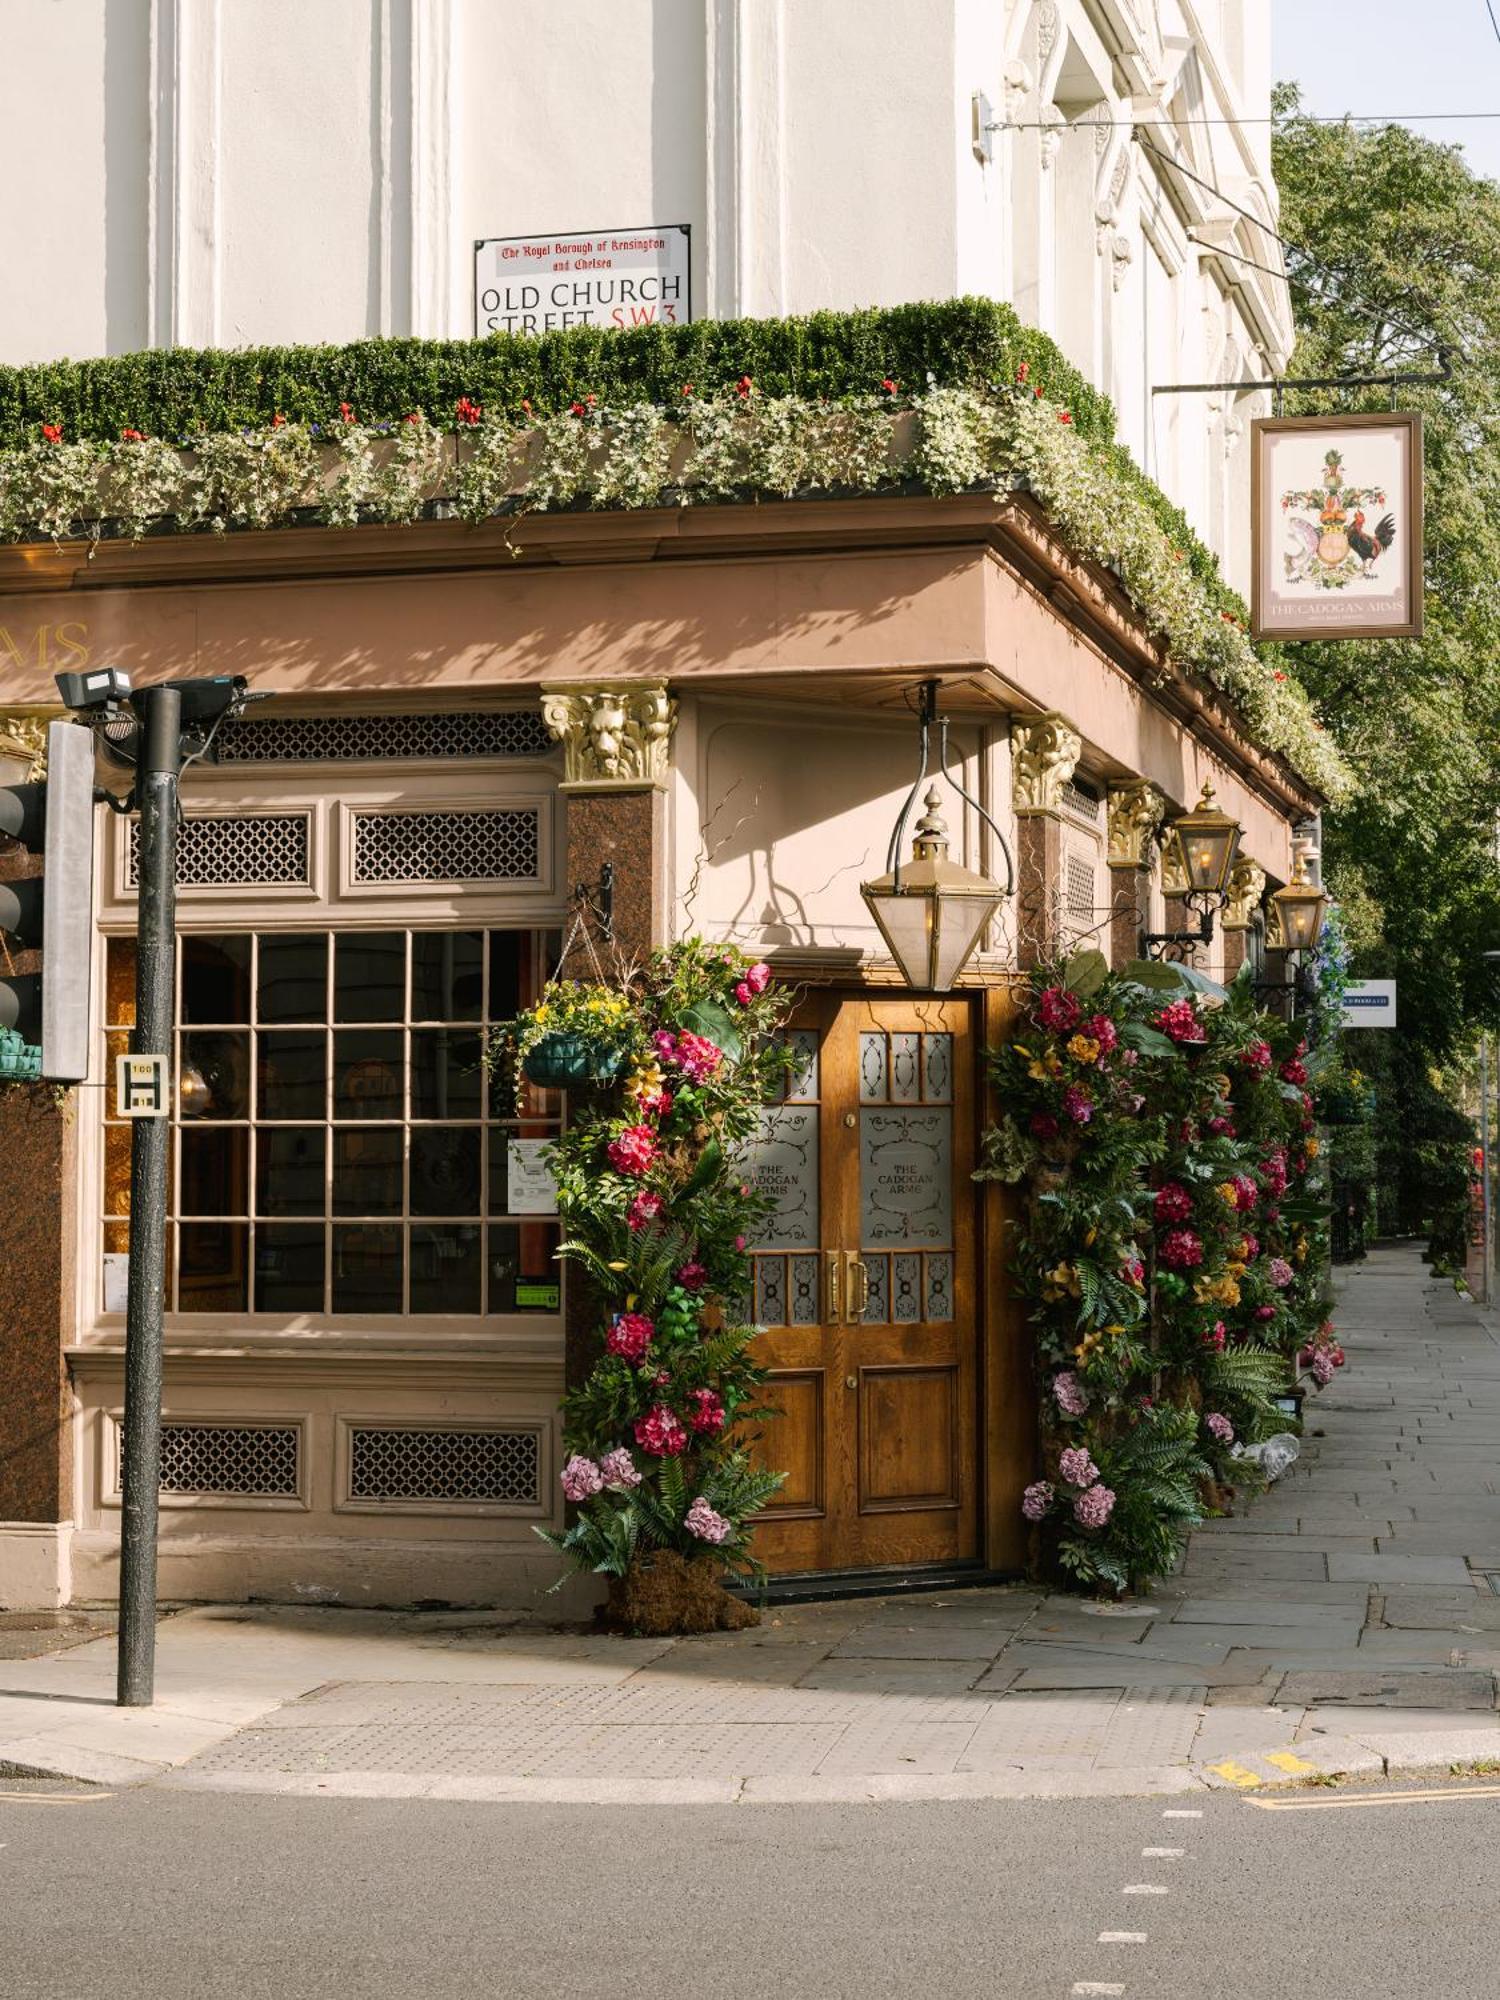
[{"xmin": 0, "ymin": 720, "xmax": 96, "ymax": 1082}]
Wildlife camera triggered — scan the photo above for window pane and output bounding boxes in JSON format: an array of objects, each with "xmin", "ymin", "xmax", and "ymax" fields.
[
  {"xmin": 179, "ymin": 1127, "xmax": 248, "ymax": 1217},
  {"xmin": 256, "ymin": 1127, "xmax": 325, "ymax": 1217},
  {"xmin": 178, "ymin": 1031, "xmax": 249, "ymax": 1119},
  {"xmin": 106, "ymin": 937, "xmax": 137, "ymax": 1027},
  {"xmin": 254, "ymin": 1224, "xmax": 324, "ymax": 1312},
  {"xmin": 488, "ymin": 1223, "xmax": 561, "ymax": 1313},
  {"xmin": 103, "ymin": 1119, "xmax": 131, "ymax": 1220},
  {"xmin": 333, "ymin": 1030, "xmax": 404, "ymax": 1120},
  {"xmin": 412, "ymin": 932, "xmax": 483, "ymax": 1021},
  {"xmin": 334, "ymin": 933, "xmax": 405, "ymax": 1023},
  {"xmin": 488, "ymin": 932, "xmax": 526, "ymax": 1022},
  {"xmin": 257, "ymin": 934, "xmax": 328, "ymax": 1024},
  {"xmin": 177, "ymin": 1222, "xmax": 248, "ymax": 1311},
  {"xmin": 182, "ymin": 936, "xmax": 251, "ymax": 1024},
  {"xmin": 332, "ymin": 1225, "xmax": 403, "ymax": 1313},
  {"xmin": 332, "ymin": 1127, "xmax": 403, "ymax": 1216},
  {"xmin": 409, "ymin": 1127, "xmax": 481, "ymax": 1217},
  {"xmin": 411, "ymin": 1224, "xmax": 482, "ymax": 1313},
  {"xmin": 259, "ymin": 1031, "xmax": 327, "ymax": 1119},
  {"xmin": 411, "ymin": 1029, "xmax": 483, "ymax": 1118}
]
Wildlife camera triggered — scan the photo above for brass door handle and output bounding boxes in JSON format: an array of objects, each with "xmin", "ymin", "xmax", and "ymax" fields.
[
  {"xmin": 825, "ymin": 1251, "xmax": 843, "ymax": 1325},
  {"xmin": 845, "ymin": 1252, "xmax": 869, "ymax": 1323}
]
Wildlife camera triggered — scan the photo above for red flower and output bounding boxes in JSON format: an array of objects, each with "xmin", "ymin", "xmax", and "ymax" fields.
[
  {"xmin": 1154, "ymin": 998, "xmax": 1206, "ymax": 1045},
  {"xmin": 520, "ymin": 399, "xmax": 533, "ymax": 416},
  {"xmin": 1033, "ymin": 385, "xmax": 1044, "ymax": 399},
  {"xmin": 40, "ymin": 422, "xmax": 62, "ymax": 443},
  {"xmin": 606, "ymin": 1312, "xmax": 655, "ymax": 1364},
  {"xmin": 569, "ymin": 401, "xmax": 587, "ymax": 417},
  {"xmin": 606, "ymin": 1125, "xmax": 658, "ymax": 1176},
  {"xmin": 681, "ymin": 383, "xmax": 694, "ymax": 398},
  {"xmin": 627, "ymin": 1190, "xmax": 664, "ymax": 1231},
  {"xmin": 1029, "ymin": 1112, "xmax": 1059, "ymax": 1140},
  {"xmin": 270, "ymin": 413, "xmax": 287, "ymax": 428},
  {"xmin": 687, "ymin": 1387, "xmax": 726, "ymax": 1435},
  {"xmin": 455, "ymin": 396, "xmax": 482, "ymax": 426},
  {"xmin": 120, "ymin": 427, "xmax": 146, "ymax": 442},
  {"xmin": 634, "ymin": 1405, "xmax": 689, "ymax": 1456},
  {"xmin": 880, "ymin": 377, "xmax": 898, "ymax": 395},
  {"xmin": 338, "ymin": 403, "xmax": 355, "ymax": 423},
  {"xmin": 1082, "ymin": 1013, "xmax": 1118, "ymax": 1055},
  {"xmin": 1159, "ymin": 1227, "xmax": 1204, "ymax": 1271},
  {"xmin": 736, "ymin": 375, "xmax": 754, "ymax": 398},
  {"xmin": 1154, "ymin": 1182, "xmax": 1193, "ymax": 1224},
  {"xmin": 676, "ymin": 1261, "xmax": 708, "ymax": 1294},
  {"xmin": 1280, "ymin": 1057, "xmax": 1308, "ymax": 1087},
  {"xmin": 1241, "ymin": 1039, "xmax": 1273, "ymax": 1073},
  {"xmin": 1037, "ymin": 986, "xmax": 1082, "ymax": 1034},
  {"xmin": 1015, "ymin": 361, "xmax": 1030, "ymax": 384},
  {"xmin": 403, "ymin": 411, "xmax": 422, "ymax": 425},
  {"xmin": 1058, "ymin": 410, "xmax": 1072, "ymax": 425}
]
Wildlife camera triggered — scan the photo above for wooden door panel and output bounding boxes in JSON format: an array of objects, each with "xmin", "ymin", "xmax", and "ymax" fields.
[
  {"xmin": 858, "ymin": 1366, "xmax": 958, "ymax": 1509},
  {"xmin": 753, "ymin": 1370, "xmax": 826, "ymax": 1515}
]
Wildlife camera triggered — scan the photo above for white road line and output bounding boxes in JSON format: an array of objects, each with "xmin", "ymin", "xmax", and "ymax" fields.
[
  {"xmin": 1098, "ymin": 1932, "xmax": 1148, "ymax": 1944},
  {"xmin": 1141, "ymin": 1847, "xmax": 1184, "ymax": 1858},
  {"xmin": 1122, "ymin": 1885, "xmax": 1169, "ymax": 1896},
  {"xmin": 1161, "ymin": 1809, "xmax": 1202, "ymax": 1818},
  {"xmin": 1071, "ymin": 1985, "xmax": 1126, "ymax": 1996}
]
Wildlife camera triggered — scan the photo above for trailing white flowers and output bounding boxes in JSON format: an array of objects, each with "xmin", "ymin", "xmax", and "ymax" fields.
[{"xmin": 0, "ymin": 390, "xmax": 1347, "ymax": 799}]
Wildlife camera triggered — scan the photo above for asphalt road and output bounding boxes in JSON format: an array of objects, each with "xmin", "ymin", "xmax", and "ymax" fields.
[{"xmin": 2, "ymin": 1778, "xmax": 1497, "ymax": 1999}]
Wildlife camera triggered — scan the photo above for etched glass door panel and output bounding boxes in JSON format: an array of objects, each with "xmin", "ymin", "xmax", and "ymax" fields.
[
  {"xmin": 745, "ymin": 1030, "xmax": 821, "ymax": 1328},
  {"xmin": 857, "ymin": 1030, "xmax": 954, "ymax": 1326}
]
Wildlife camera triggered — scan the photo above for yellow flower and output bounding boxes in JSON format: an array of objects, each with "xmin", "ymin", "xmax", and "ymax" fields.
[
  {"xmin": 1216, "ymin": 1182, "xmax": 1239, "ymax": 1207},
  {"xmin": 1305, "ymin": 1136, "xmax": 1321, "ymax": 1159},
  {"xmin": 1066, "ymin": 1034, "xmax": 1101, "ymax": 1065},
  {"xmin": 1027, "ymin": 1060, "xmax": 1050, "ymax": 1082}
]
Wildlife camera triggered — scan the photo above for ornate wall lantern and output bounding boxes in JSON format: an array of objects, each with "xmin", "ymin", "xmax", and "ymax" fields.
[
  {"xmin": 1143, "ymin": 782, "xmax": 1244, "ymax": 960},
  {"xmin": 860, "ymin": 681, "xmax": 1013, "ymax": 991},
  {"xmin": 1269, "ymin": 855, "xmax": 1329, "ymax": 956}
]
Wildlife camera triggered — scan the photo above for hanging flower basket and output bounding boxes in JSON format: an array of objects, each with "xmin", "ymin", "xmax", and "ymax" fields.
[{"xmin": 520, "ymin": 1031, "xmax": 626, "ymax": 1089}]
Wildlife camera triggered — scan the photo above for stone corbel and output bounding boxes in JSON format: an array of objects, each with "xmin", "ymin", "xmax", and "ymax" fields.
[
  {"xmin": 540, "ymin": 683, "xmax": 677, "ymax": 793},
  {"xmin": 1105, "ymin": 779, "xmax": 1165, "ymax": 869},
  {"xmin": 1011, "ymin": 712, "xmax": 1082, "ymax": 815},
  {"xmin": 0, "ymin": 706, "xmax": 65, "ymax": 781},
  {"xmin": 1222, "ymin": 857, "xmax": 1267, "ymax": 931}
]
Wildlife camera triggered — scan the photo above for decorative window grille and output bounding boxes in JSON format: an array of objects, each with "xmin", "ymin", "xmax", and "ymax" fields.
[
  {"xmin": 350, "ymin": 808, "xmax": 540, "ymax": 885},
  {"xmin": 128, "ymin": 814, "xmax": 310, "ymax": 889},
  {"xmin": 347, "ymin": 1425, "xmax": 541, "ymax": 1504},
  {"xmin": 154, "ymin": 1422, "xmax": 300, "ymax": 1497},
  {"xmin": 1061, "ymin": 776, "xmax": 1102, "ymax": 823},
  {"xmin": 213, "ymin": 710, "xmax": 554, "ymax": 766},
  {"xmin": 1064, "ymin": 847, "xmax": 1098, "ymax": 940}
]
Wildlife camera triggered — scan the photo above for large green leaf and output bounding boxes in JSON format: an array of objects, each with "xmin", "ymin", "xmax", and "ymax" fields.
[
  {"xmin": 679, "ymin": 999, "xmax": 744, "ymax": 1063},
  {"xmin": 1063, "ymin": 948, "xmax": 1109, "ymax": 998}
]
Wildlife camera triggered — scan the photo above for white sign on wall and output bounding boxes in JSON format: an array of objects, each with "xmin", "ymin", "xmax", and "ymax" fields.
[
  {"xmin": 475, "ymin": 226, "xmax": 692, "ymax": 337},
  {"xmin": 1342, "ymin": 980, "xmax": 1397, "ymax": 1029},
  {"xmin": 506, "ymin": 1138, "xmax": 559, "ymax": 1216}
]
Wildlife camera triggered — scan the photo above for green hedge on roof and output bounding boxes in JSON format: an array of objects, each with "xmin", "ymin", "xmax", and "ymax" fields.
[{"xmin": 0, "ymin": 296, "xmax": 1116, "ymax": 454}]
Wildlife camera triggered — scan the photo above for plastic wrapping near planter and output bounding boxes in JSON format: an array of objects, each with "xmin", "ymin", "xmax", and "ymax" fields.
[{"xmin": 520, "ymin": 1032, "xmax": 625, "ymax": 1090}]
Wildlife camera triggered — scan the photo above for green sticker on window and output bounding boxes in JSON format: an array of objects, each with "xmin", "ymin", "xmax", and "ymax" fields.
[{"xmin": 515, "ymin": 1282, "xmax": 561, "ymax": 1311}]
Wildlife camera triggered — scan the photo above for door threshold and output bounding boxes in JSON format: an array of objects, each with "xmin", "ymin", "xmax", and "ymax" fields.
[{"xmin": 728, "ymin": 1564, "xmax": 1021, "ymax": 1608}]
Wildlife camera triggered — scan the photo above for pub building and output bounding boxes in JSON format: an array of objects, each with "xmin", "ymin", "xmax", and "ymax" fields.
[{"xmin": 0, "ymin": 452, "xmax": 1320, "ymax": 1614}]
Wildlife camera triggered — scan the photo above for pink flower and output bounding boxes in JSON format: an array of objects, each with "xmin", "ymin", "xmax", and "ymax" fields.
[
  {"xmin": 745, "ymin": 962, "xmax": 772, "ymax": 995},
  {"xmin": 1208, "ymin": 1117, "xmax": 1235, "ymax": 1136},
  {"xmin": 634, "ymin": 1405, "xmax": 690, "ymax": 1456},
  {"xmin": 607, "ymin": 1125, "xmax": 658, "ymax": 1176},
  {"xmin": 1311, "ymin": 1349, "xmax": 1335, "ymax": 1386},
  {"xmin": 687, "ymin": 1387, "xmax": 726, "ymax": 1434},
  {"xmin": 1063, "ymin": 1085, "xmax": 1093, "ymax": 1125},
  {"xmin": 1083, "ymin": 1013, "xmax": 1118, "ymax": 1055},
  {"xmin": 734, "ymin": 1234, "xmax": 747, "ymax": 1252},
  {"xmin": 1230, "ymin": 1174, "xmax": 1259, "ymax": 1213},
  {"xmin": 1073, "ymin": 1483, "xmax": 1115, "ymax": 1529},
  {"xmin": 1021, "ymin": 1480, "xmax": 1053, "ymax": 1522},
  {"xmin": 1122, "ymin": 1255, "xmax": 1145, "ymax": 1287},
  {"xmin": 1241, "ymin": 1039, "xmax": 1273, "ymax": 1073},
  {"xmin": 1260, "ymin": 1150, "xmax": 1290, "ymax": 1197},
  {"xmin": 652, "ymin": 1030, "xmax": 679, "ymax": 1064},
  {"xmin": 685, "ymin": 1495, "xmax": 731, "ymax": 1543},
  {"xmin": 734, "ymin": 982, "xmax": 753, "ymax": 1005},
  {"xmin": 1241, "ymin": 1233, "xmax": 1260, "ymax": 1259},
  {"xmin": 1052, "ymin": 1371, "xmax": 1089, "ymax": 1418},
  {"xmin": 1268, "ymin": 1257, "xmax": 1294, "ymax": 1289},
  {"xmin": 560, "ymin": 1455, "xmax": 603, "ymax": 1501},
  {"xmin": 1029, "ymin": 1112, "xmax": 1060, "ymax": 1139},
  {"xmin": 628, "ymin": 1190, "xmax": 664, "ymax": 1231},
  {"xmin": 1118, "ymin": 1048, "xmax": 1139, "ymax": 1068},
  {"xmin": 1159, "ymin": 1227, "xmax": 1204, "ymax": 1270},
  {"xmin": 1037, "ymin": 986, "xmax": 1082, "ymax": 1034},
  {"xmin": 1280, "ymin": 1057, "xmax": 1308, "ymax": 1086},
  {"xmin": 598, "ymin": 1447, "xmax": 642, "ymax": 1490},
  {"xmin": 1255, "ymin": 1304, "xmax": 1277, "ymax": 1322},
  {"xmin": 1202, "ymin": 1320, "xmax": 1227, "ymax": 1351},
  {"xmin": 677, "ymin": 1261, "xmax": 708, "ymax": 1293},
  {"xmin": 1205, "ymin": 1413, "xmax": 1234, "ymax": 1444},
  {"xmin": 1059, "ymin": 1446, "xmax": 1099, "ymax": 1489},
  {"xmin": 606, "ymin": 1312, "xmax": 655, "ymax": 1363},
  {"xmin": 673, "ymin": 1031, "xmax": 723, "ymax": 1082},
  {"xmin": 1154, "ymin": 1182, "xmax": 1193, "ymax": 1223},
  {"xmin": 1154, "ymin": 998, "xmax": 1206, "ymax": 1045}
]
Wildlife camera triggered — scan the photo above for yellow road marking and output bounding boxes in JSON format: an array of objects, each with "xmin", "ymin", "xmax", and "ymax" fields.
[
  {"xmin": 1264, "ymin": 1751, "xmax": 1320, "ymax": 1776},
  {"xmin": 1248, "ymin": 1784, "xmax": 1500, "ymax": 1813},
  {"xmin": 0, "ymin": 1791, "xmax": 116, "ymax": 1805},
  {"xmin": 1205, "ymin": 1759, "xmax": 1262, "ymax": 1788}
]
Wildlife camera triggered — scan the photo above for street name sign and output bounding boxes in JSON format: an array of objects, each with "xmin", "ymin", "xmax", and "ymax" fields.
[
  {"xmin": 475, "ymin": 225, "xmax": 692, "ymax": 336},
  {"xmin": 1341, "ymin": 979, "xmax": 1396, "ymax": 1029}
]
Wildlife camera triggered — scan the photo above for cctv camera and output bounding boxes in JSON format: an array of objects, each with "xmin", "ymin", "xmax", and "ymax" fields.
[{"xmin": 55, "ymin": 666, "xmax": 132, "ymax": 711}]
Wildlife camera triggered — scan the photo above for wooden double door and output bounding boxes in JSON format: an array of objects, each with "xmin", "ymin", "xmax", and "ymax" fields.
[{"xmin": 746, "ymin": 994, "xmax": 980, "ymax": 1575}]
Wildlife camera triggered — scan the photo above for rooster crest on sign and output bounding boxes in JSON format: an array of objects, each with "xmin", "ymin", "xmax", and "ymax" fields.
[{"xmin": 1280, "ymin": 447, "xmax": 1394, "ymax": 591}]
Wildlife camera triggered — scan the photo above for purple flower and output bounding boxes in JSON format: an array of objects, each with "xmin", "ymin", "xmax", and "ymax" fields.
[
  {"xmin": 1205, "ymin": 1413, "xmax": 1234, "ymax": 1445},
  {"xmin": 598, "ymin": 1447, "xmax": 641, "ymax": 1490},
  {"xmin": 1021, "ymin": 1480, "xmax": 1054, "ymax": 1523},
  {"xmin": 684, "ymin": 1496, "xmax": 731, "ymax": 1544},
  {"xmin": 1063, "ymin": 1084, "xmax": 1093, "ymax": 1125},
  {"xmin": 1073, "ymin": 1482, "xmax": 1116, "ymax": 1530},
  {"xmin": 1058, "ymin": 1446, "xmax": 1099, "ymax": 1489},
  {"xmin": 1052, "ymin": 1371, "xmax": 1089, "ymax": 1418},
  {"xmin": 560, "ymin": 1455, "xmax": 603, "ymax": 1502},
  {"xmin": 1269, "ymin": 1257, "xmax": 1294, "ymax": 1289}
]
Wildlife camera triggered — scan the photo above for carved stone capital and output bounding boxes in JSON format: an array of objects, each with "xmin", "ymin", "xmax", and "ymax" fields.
[
  {"xmin": 541, "ymin": 683, "xmax": 677, "ymax": 793},
  {"xmin": 1011, "ymin": 713, "xmax": 1082, "ymax": 816},
  {"xmin": 1222, "ymin": 857, "xmax": 1267, "ymax": 931},
  {"xmin": 0, "ymin": 706, "xmax": 65, "ymax": 781},
  {"xmin": 1105, "ymin": 779, "xmax": 1165, "ymax": 869},
  {"xmin": 1160, "ymin": 835, "xmax": 1190, "ymax": 897}
]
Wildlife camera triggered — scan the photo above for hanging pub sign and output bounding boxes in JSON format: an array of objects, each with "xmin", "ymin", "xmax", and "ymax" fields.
[
  {"xmin": 1250, "ymin": 411, "xmax": 1423, "ymax": 641},
  {"xmin": 474, "ymin": 225, "xmax": 692, "ymax": 337}
]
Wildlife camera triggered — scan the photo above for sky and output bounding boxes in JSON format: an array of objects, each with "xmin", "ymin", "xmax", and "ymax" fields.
[{"xmin": 1273, "ymin": 0, "xmax": 1500, "ymax": 186}]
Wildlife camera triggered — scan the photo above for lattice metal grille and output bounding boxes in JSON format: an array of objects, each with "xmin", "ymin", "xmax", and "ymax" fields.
[
  {"xmin": 128, "ymin": 814, "xmax": 310, "ymax": 888},
  {"xmin": 351, "ymin": 808, "xmax": 540, "ymax": 884},
  {"xmin": 1061, "ymin": 777, "xmax": 1102, "ymax": 822},
  {"xmin": 214, "ymin": 710, "xmax": 554, "ymax": 766},
  {"xmin": 1066, "ymin": 851, "xmax": 1096, "ymax": 923},
  {"xmin": 154, "ymin": 1422, "xmax": 301, "ymax": 1496},
  {"xmin": 347, "ymin": 1425, "xmax": 540, "ymax": 1504}
]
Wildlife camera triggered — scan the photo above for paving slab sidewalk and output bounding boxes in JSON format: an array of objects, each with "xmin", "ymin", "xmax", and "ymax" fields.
[{"xmin": 6, "ymin": 1241, "xmax": 1500, "ymax": 1804}]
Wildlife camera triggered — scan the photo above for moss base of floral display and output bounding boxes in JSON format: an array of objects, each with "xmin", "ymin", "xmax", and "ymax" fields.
[{"xmin": 604, "ymin": 1553, "xmax": 761, "ymax": 1637}]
